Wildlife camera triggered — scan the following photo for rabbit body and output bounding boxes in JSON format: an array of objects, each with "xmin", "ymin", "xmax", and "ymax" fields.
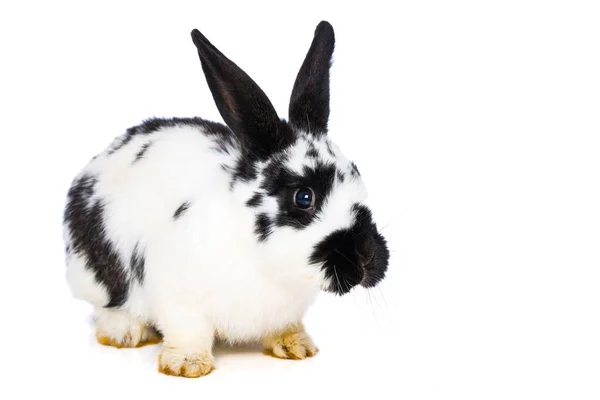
[{"xmin": 64, "ymin": 119, "xmax": 325, "ymax": 343}]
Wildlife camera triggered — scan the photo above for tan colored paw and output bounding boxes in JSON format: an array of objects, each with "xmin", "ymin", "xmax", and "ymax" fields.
[
  {"xmin": 263, "ymin": 326, "xmax": 319, "ymax": 360},
  {"xmin": 96, "ymin": 324, "xmax": 162, "ymax": 348},
  {"xmin": 158, "ymin": 347, "xmax": 215, "ymax": 378}
]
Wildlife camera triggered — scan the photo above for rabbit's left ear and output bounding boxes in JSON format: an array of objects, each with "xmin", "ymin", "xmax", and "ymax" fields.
[
  {"xmin": 191, "ymin": 29, "xmax": 291, "ymax": 160},
  {"xmin": 288, "ymin": 21, "xmax": 335, "ymax": 135}
]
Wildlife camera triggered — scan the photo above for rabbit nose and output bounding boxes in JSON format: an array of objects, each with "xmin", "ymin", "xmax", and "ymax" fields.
[
  {"xmin": 357, "ymin": 237, "xmax": 376, "ymax": 267},
  {"xmin": 359, "ymin": 249, "xmax": 375, "ymax": 267}
]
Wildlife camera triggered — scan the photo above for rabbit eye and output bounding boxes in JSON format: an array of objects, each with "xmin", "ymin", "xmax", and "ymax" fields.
[{"xmin": 293, "ymin": 187, "xmax": 315, "ymax": 210}]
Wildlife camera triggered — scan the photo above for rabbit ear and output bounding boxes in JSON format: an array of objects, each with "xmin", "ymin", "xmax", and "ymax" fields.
[
  {"xmin": 191, "ymin": 29, "xmax": 287, "ymax": 160},
  {"xmin": 289, "ymin": 21, "xmax": 335, "ymax": 135}
]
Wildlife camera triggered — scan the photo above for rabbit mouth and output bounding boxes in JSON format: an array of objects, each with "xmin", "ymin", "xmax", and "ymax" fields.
[{"xmin": 320, "ymin": 246, "xmax": 387, "ymax": 295}]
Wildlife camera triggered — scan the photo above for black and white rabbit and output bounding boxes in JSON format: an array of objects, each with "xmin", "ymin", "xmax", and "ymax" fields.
[{"xmin": 63, "ymin": 21, "xmax": 389, "ymax": 378}]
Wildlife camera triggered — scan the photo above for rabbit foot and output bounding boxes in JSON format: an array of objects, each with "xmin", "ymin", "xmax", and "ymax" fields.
[
  {"xmin": 96, "ymin": 327, "xmax": 161, "ymax": 348},
  {"xmin": 262, "ymin": 323, "xmax": 319, "ymax": 360},
  {"xmin": 158, "ymin": 347, "xmax": 215, "ymax": 378},
  {"xmin": 94, "ymin": 307, "xmax": 162, "ymax": 348}
]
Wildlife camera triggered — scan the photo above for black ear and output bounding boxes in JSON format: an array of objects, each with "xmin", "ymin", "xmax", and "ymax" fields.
[
  {"xmin": 191, "ymin": 29, "xmax": 288, "ymax": 160},
  {"xmin": 289, "ymin": 21, "xmax": 335, "ymax": 135}
]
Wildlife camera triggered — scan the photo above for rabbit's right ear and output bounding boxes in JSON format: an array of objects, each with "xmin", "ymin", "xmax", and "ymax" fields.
[
  {"xmin": 191, "ymin": 29, "xmax": 289, "ymax": 160},
  {"xmin": 289, "ymin": 21, "xmax": 335, "ymax": 135}
]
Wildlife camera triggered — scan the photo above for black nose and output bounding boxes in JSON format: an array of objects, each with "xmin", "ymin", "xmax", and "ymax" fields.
[{"xmin": 357, "ymin": 236, "xmax": 376, "ymax": 267}]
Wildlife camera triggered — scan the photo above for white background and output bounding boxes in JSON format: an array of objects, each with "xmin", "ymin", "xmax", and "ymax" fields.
[{"xmin": 1, "ymin": 1, "xmax": 599, "ymax": 399}]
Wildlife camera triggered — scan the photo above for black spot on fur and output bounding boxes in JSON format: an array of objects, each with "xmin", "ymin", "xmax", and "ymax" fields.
[
  {"xmin": 350, "ymin": 161, "xmax": 360, "ymax": 177},
  {"xmin": 337, "ymin": 170, "xmax": 346, "ymax": 183},
  {"xmin": 260, "ymin": 153, "xmax": 291, "ymax": 195},
  {"xmin": 234, "ymin": 158, "xmax": 258, "ymax": 181},
  {"xmin": 230, "ymin": 157, "xmax": 258, "ymax": 189},
  {"xmin": 254, "ymin": 213, "xmax": 273, "ymax": 241},
  {"xmin": 63, "ymin": 175, "xmax": 129, "ymax": 308},
  {"xmin": 246, "ymin": 192, "xmax": 263, "ymax": 208},
  {"xmin": 173, "ymin": 202, "xmax": 191, "ymax": 220},
  {"xmin": 130, "ymin": 245, "xmax": 145, "ymax": 284},
  {"xmin": 220, "ymin": 164, "xmax": 231, "ymax": 173},
  {"xmin": 306, "ymin": 145, "xmax": 319, "ymax": 158},
  {"xmin": 133, "ymin": 142, "xmax": 152, "ymax": 162},
  {"xmin": 108, "ymin": 117, "xmax": 236, "ymax": 155},
  {"xmin": 310, "ymin": 204, "xmax": 389, "ymax": 295},
  {"xmin": 325, "ymin": 141, "xmax": 335, "ymax": 157},
  {"xmin": 212, "ymin": 138, "xmax": 232, "ymax": 155}
]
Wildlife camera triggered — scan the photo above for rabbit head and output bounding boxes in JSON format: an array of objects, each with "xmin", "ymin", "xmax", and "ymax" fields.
[{"xmin": 192, "ymin": 21, "xmax": 389, "ymax": 295}]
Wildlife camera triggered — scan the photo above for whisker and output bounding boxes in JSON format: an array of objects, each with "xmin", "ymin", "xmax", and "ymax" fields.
[
  {"xmin": 372, "ymin": 284, "xmax": 395, "ymax": 327},
  {"xmin": 347, "ymin": 283, "xmax": 358, "ymax": 305},
  {"xmin": 343, "ymin": 276, "xmax": 352, "ymax": 292},
  {"xmin": 365, "ymin": 287, "xmax": 373, "ymax": 310},
  {"xmin": 376, "ymin": 285, "xmax": 389, "ymax": 311},
  {"xmin": 370, "ymin": 287, "xmax": 383, "ymax": 311},
  {"xmin": 366, "ymin": 289, "xmax": 380, "ymax": 329},
  {"xmin": 333, "ymin": 264, "xmax": 343, "ymax": 295},
  {"xmin": 378, "ymin": 221, "xmax": 394, "ymax": 232}
]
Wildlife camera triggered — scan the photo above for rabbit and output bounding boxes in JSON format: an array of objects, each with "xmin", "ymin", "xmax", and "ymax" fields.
[{"xmin": 62, "ymin": 20, "xmax": 390, "ymax": 378}]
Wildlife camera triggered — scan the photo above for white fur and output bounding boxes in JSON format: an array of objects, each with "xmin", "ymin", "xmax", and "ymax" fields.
[
  {"xmin": 66, "ymin": 252, "xmax": 109, "ymax": 306},
  {"xmin": 65, "ymin": 123, "xmax": 367, "ymax": 347}
]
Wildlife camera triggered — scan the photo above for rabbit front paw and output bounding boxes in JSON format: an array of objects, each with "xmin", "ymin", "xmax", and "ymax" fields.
[
  {"xmin": 263, "ymin": 323, "xmax": 319, "ymax": 360},
  {"xmin": 158, "ymin": 346, "xmax": 215, "ymax": 378}
]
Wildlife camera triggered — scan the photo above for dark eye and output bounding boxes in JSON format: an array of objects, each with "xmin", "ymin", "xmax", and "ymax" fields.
[{"xmin": 293, "ymin": 187, "xmax": 315, "ymax": 210}]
